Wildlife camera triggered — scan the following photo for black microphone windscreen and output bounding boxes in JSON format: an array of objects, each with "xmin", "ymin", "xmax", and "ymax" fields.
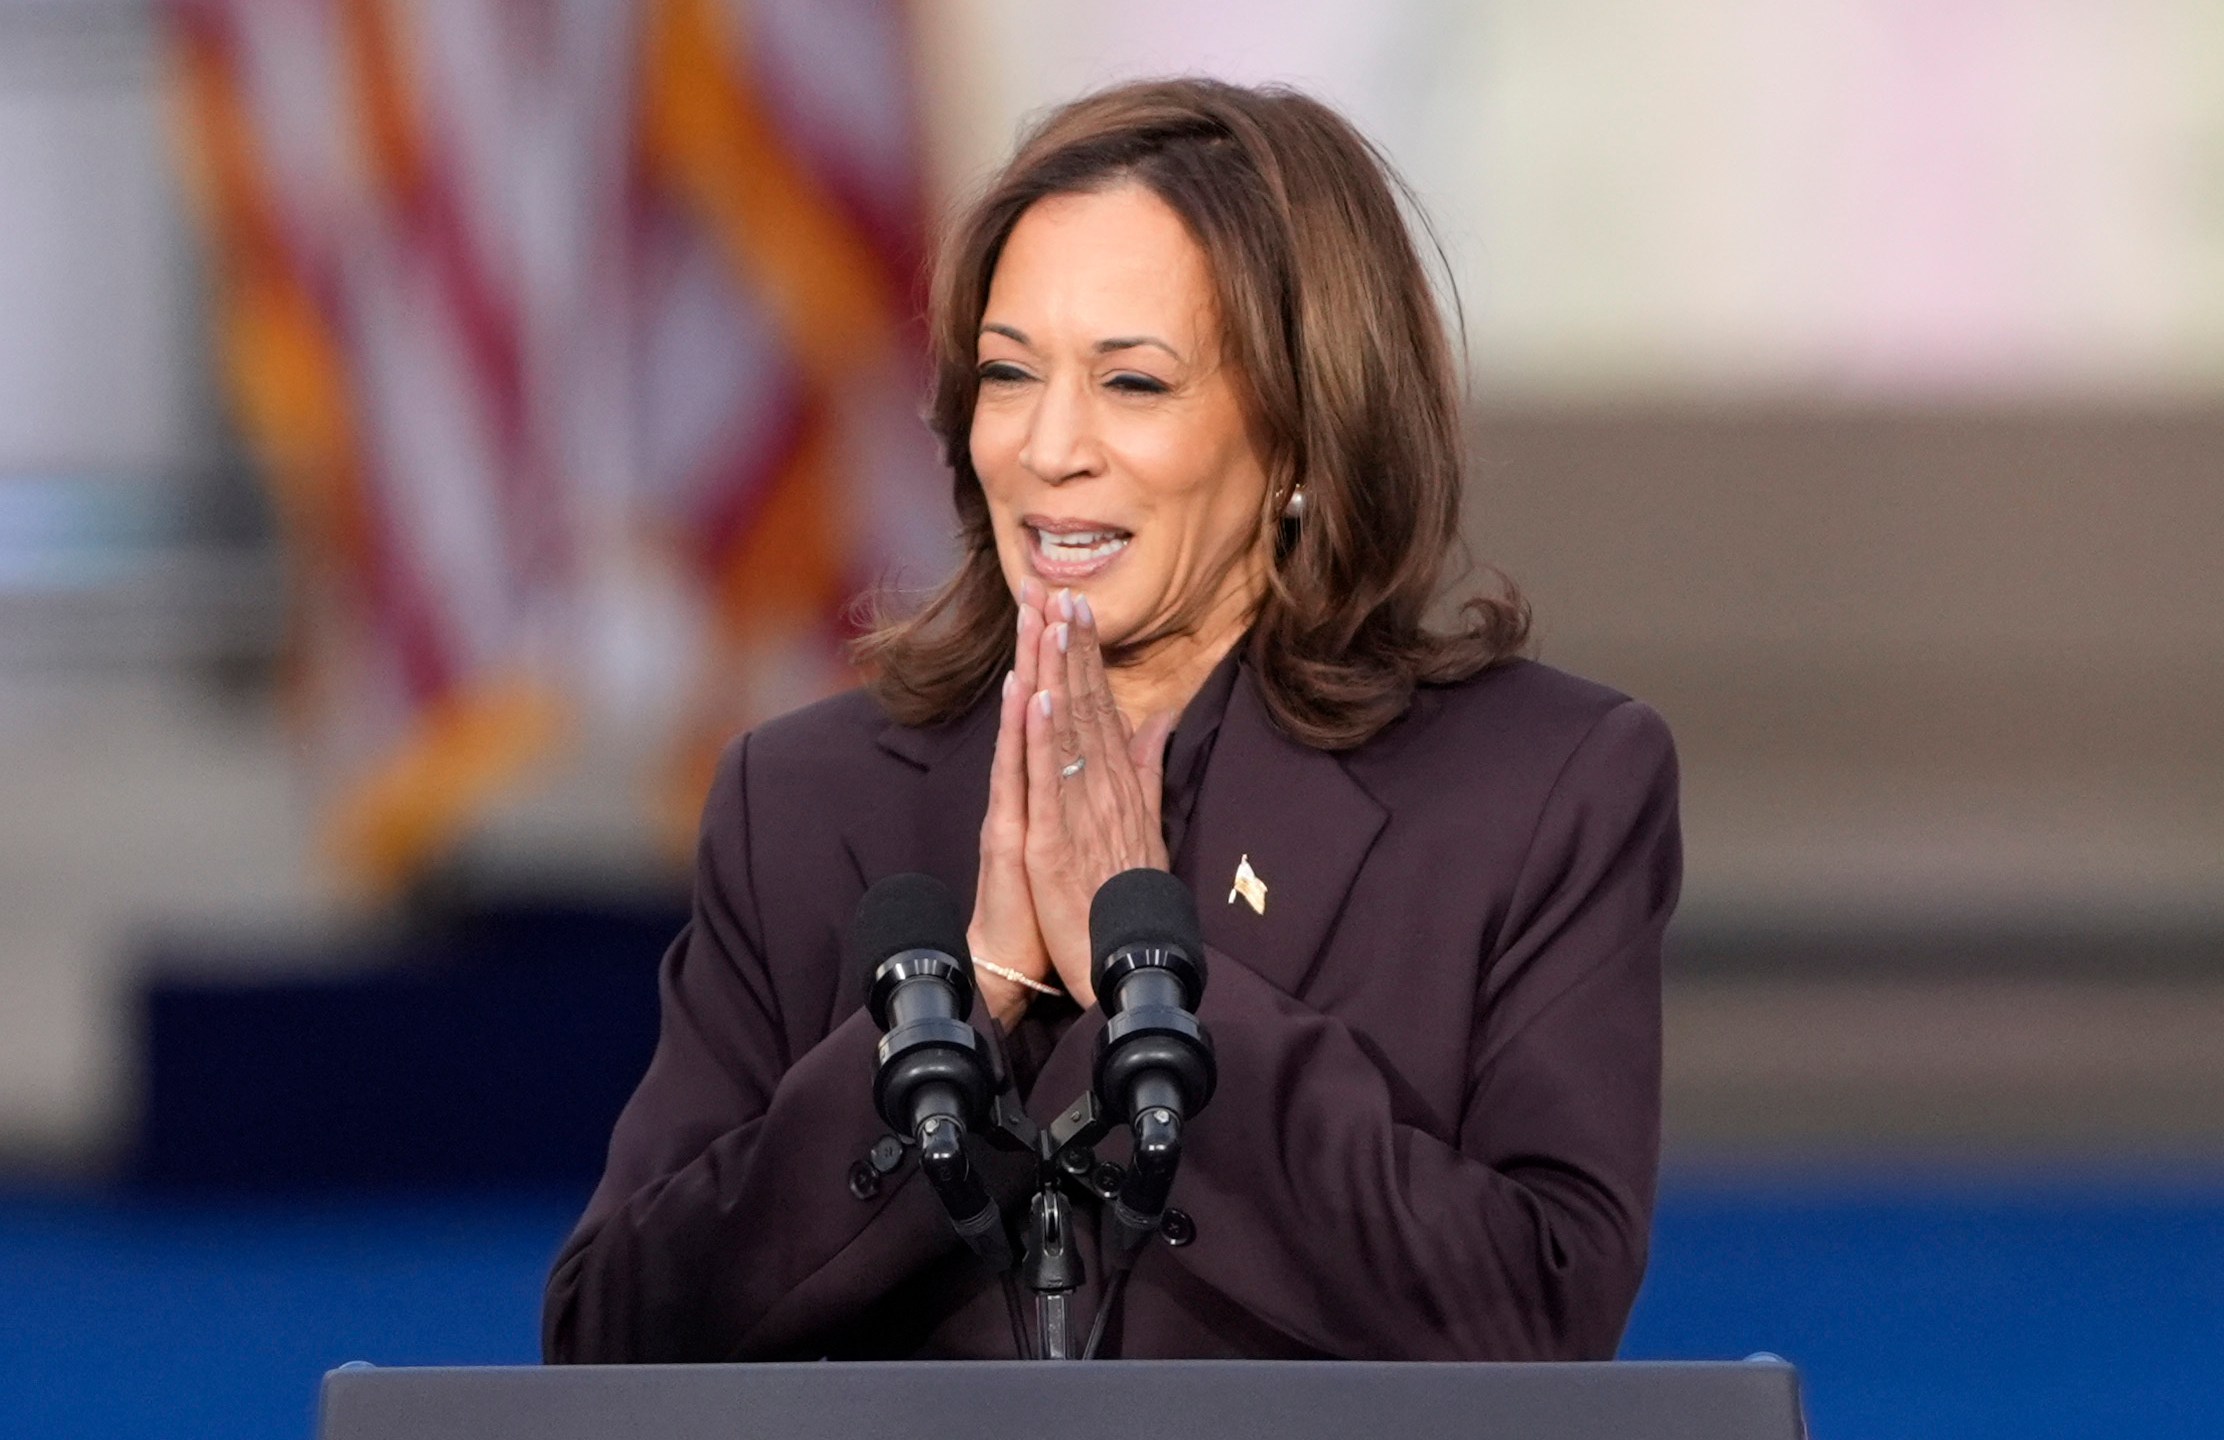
[
  {"xmin": 1089, "ymin": 868, "xmax": 1202, "ymax": 974},
  {"xmin": 848, "ymin": 872, "xmax": 969, "ymax": 983}
]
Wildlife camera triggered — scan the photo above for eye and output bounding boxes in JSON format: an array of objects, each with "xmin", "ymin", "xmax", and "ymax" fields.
[
  {"xmin": 1107, "ymin": 372, "xmax": 1170, "ymax": 395},
  {"xmin": 976, "ymin": 361, "xmax": 1031, "ymax": 386}
]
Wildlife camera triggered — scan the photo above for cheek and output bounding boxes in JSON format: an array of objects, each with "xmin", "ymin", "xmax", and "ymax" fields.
[
  {"xmin": 1149, "ymin": 433, "xmax": 1265, "ymax": 557},
  {"xmin": 968, "ymin": 418, "xmax": 1033, "ymax": 529},
  {"xmin": 967, "ymin": 410, "xmax": 1013, "ymax": 492}
]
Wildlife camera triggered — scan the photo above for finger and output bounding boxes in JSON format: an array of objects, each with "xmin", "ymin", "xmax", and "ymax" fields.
[
  {"xmin": 1060, "ymin": 596, "xmax": 1158, "ymax": 876},
  {"xmin": 1127, "ymin": 708, "xmax": 1178, "ymax": 796},
  {"xmin": 1013, "ymin": 595, "xmax": 1043, "ymax": 699},
  {"xmin": 1067, "ymin": 592, "xmax": 1127, "ymax": 764},
  {"xmin": 1037, "ymin": 595, "xmax": 1080, "ymax": 769},
  {"xmin": 1018, "ymin": 577, "xmax": 1049, "ymax": 684},
  {"xmin": 985, "ymin": 668, "xmax": 1025, "ymax": 849},
  {"xmin": 1023, "ymin": 682, "xmax": 1064, "ymax": 841},
  {"xmin": 1121, "ymin": 705, "xmax": 1178, "ymax": 868},
  {"xmin": 1069, "ymin": 595, "xmax": 1154, "ymax": 854}
]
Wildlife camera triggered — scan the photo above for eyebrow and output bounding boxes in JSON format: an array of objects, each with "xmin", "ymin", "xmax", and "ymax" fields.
[{"xmin": 980, "ymin": 323, "xmax": 1183, "ymax": 361}]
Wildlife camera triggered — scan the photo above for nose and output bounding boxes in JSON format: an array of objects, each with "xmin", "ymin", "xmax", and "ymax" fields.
[{"xmin": 1017, "ymin": 372, "xmax": 1102, "ymax": 486}]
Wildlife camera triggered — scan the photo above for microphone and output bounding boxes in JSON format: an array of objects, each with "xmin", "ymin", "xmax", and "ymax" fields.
[
  {"xmin": 849, "ymin": 873, "xmax": 1007, "ymax": 1266},
  {"xmin": 1089, "ymin": 869, "xmax": 1217, "ymax": 1261}
]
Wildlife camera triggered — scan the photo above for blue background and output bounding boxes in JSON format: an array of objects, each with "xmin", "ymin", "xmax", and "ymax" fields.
[{"xmin": 8, "ymin": 1173, "xmax": 2221, "ymax": 1440}]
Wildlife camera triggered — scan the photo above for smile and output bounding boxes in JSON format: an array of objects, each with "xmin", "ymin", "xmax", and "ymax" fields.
[{"xmin": 1024, "ymin": 519, "xmax": 1132, "ymax": 581}]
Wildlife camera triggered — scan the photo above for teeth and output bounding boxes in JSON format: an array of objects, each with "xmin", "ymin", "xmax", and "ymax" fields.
[{"xmin": 1034, "ymin": 528, "xmax": 1129, "ymax": 561}]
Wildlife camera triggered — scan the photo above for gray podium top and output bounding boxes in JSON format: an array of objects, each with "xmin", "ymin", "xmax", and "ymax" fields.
[{"xmin": 319, "ymin": 1359, "xmax": 1807, "ymax": 1440}]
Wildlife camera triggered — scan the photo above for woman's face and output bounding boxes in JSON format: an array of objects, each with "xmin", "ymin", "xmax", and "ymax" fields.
[{"xmin": 971, "ymin": 183, "xmax": 1273, "ymax": 650}]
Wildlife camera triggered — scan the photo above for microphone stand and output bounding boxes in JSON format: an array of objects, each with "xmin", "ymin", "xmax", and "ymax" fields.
[
  {"xmin": 851, "ymin": 869, "xmax": 1213, "ymax": 1357},
  {"xmin": 985, "ymin": 1087, "xmax": 1115, "ymax": 1361},
  {"xmin": 856, "ymin": 1072, "xmax": 1181, "ymax": 1360},
  {"xmin": 1020, "ymin": 1186, "xmax": 1080, "ymax": 1358},
  {"xmin": 1032, "ymin": 1087, "xmax": 1174, "ymax": 1359}
]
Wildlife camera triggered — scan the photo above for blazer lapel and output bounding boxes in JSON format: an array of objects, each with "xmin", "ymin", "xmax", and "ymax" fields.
[
  {"xmin": 1182, "ymin": 671, "xmax": 1389, "ymax": 997},
  {"xmin": 855, "ymin": 689, "xmax": 999, "ymax": 897},
  {"xmin": 832, "ymin": 691, "xmax": 998, "ymax": 1016}
]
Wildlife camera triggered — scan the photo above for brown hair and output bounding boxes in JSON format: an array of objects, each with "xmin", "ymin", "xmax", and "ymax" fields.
[{"xmin": 854, "ymin": 77, "xmax": 1528, "ymax": 749}]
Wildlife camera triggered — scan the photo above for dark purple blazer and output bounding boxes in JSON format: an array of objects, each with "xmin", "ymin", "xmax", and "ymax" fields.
[{"xmin": 544, "ymin": 657, "xmax": 1678, "ymax": 1363}]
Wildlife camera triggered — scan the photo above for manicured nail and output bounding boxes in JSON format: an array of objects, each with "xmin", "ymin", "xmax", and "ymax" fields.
[
  {"xmin": 1055, "ymin": 622, "xmax": 1070, "ymax": 653},
  {"xmin": 1075, "ymin": 594, "xmax": 1094, "ymax": 628},
  {"xmin": 1002, "ymin": 670, "xmax": 1015, "ymax": 698},
  {"xmin": 1057, "ymin": 588, "xmax": 1074, "ymax": 621},
  {"xmin": 1036, "ymin": 690, "xmax": 1053, "ymax": 717}
]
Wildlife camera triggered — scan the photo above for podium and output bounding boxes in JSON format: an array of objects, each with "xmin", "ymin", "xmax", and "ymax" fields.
[{"xmin": 318, "ymin": 1359, "xmax": 1807, "ymax": 1440}]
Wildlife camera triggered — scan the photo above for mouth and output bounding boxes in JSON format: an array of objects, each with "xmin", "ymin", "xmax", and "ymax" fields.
[{"xmin": 1022, "ymin": 516, "xmax": 1132, "ymax": 580}]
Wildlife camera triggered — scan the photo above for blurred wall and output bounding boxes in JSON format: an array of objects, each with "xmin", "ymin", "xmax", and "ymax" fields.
[
  {"xmin": 1475, "ymin": 403, "xmax": 2224, "ymax": 932},
  {"xmin": 0, "ymin": 0, "xmax": 330, "ymax": 1164},
  {"xmin": 0, "ymin": 1, "xmax": 193, "ymax": 478},
  {"xmin": 921, "ymin": 2, "xmax": 2224, "ymax": 398}
]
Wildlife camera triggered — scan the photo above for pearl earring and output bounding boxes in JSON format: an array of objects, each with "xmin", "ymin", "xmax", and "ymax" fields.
[{"xmin": 1282, "ymin": 484, "xmax": 1307, "ymax": 521}]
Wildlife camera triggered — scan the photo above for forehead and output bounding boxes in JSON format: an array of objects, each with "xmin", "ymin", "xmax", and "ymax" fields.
[{"xmin": 984, "ymin": 183, "xmax": 1217, "ymax": 341}]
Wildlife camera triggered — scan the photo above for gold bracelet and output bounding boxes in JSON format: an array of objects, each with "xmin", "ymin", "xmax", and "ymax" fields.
[{"xmin": 972, "ymin": 954, "xmax": 1061, "ymax": 997}]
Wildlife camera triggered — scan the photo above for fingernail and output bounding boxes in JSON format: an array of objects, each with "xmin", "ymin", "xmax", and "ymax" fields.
[
  {"xmin": 1057, "ymin": 588, "xmax": 1074, "ymax": 621},
  {"xmin": 1055, "ymin": 622, "xmax": 1070, "ymax": 653},
  {"xmin": 1075, "ymin": 594, "xmax": 1094, "ymax": 628},
  {"xmin": 1036, "ymin": 690, "xmax": 1053, "ymax": 717},
  {"xmin": 1002, "ymin": 670, "xmax": 1014, "ymax": 698}
]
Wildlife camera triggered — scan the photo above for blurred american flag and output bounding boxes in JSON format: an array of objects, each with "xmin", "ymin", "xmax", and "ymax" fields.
[{"xmin": 166, "ymin": 0, "xmax": 948, "ymax": 891}]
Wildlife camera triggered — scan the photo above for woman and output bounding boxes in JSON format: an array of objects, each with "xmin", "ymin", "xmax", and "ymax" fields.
[{"xmin": 544, "ymin": 78, "xmax": 1678, "ymax": 1364}]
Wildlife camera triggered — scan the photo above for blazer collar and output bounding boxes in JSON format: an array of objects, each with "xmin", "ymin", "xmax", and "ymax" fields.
[
  {"xmin": 1182, "ymin": 668, "xmax": 1389, "ymax": 997},
  {"xmin": 853, "ymin": 664, "xmax": 1389, "ymax": 1002},
  {"xmin": 860, "ymin": 689, "xmax": 1000, "ymax": 901}
]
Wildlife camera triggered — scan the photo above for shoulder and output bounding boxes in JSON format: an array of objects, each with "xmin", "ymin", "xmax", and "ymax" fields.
[
  {"xmin": 736, "ymin": 685, "xmax": 893, "ymax": 774},
  {"xmin": 1341, "ymin": 658, "xmax": 1676, "ymax": 813},
  {"xmin": 1435, "ymin": 656, "xmax": 1646, "ymax": 728},
  {"xmin": 1374, "ymin": 656, "xmax": 1671, "ymax": 766},
  {"xmin": 700, "ymin": 686, "xmax": 916, "ymax": 832}
]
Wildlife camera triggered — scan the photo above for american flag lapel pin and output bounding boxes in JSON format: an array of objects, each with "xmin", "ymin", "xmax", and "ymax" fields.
[{"xmin": 1228, "ymin": 854, "xmax": 1268, "ymax": 915}]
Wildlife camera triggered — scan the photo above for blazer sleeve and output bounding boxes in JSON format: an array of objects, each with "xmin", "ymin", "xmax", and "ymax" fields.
[
  {"xmin": 1139, "ymin": 698, "xmax": 1676, "ymax": 1360},
  {"xmin": 542, "ymin": 734, "xmax": 970, "ymax": 1362}
]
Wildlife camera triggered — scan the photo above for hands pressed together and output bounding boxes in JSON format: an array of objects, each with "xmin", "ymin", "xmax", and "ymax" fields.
[{"xmin": 969, "ymin": 580, "xmax": 1179, "ymax": 1028}]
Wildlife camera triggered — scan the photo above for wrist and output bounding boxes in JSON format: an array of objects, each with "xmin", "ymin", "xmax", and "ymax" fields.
[
  {"xmin": 973, "ymin": 951, "xmax": 1060, "ymax": 999},
  {"xmin": 969, "ymin": 943, "xmax": 1058, "ymax": 1026},
  {"xmin": 975, "ymin": 969, "xmax": 1030, "ymax": 1028}
]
